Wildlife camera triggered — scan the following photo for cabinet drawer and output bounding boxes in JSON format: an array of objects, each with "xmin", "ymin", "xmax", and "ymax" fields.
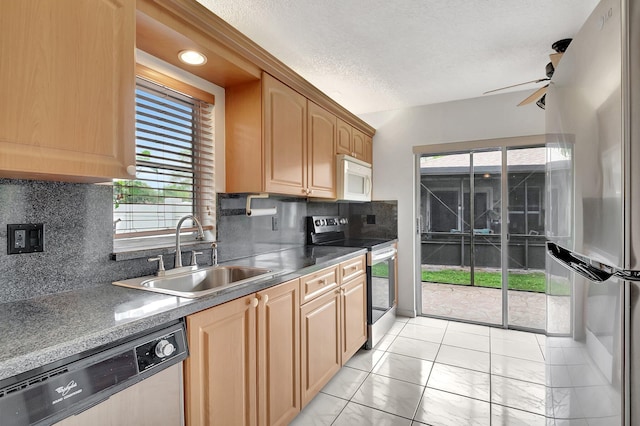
[
  {"xmin": 339, "ymin": 255, "xmax": 366, "ymax": 283},
  {"xmin": 300, "ymin": 266, "xmax": 338, "ymax": 304}
]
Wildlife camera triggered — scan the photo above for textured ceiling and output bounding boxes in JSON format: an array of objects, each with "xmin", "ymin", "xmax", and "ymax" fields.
[{"xmin": 196, "ymin": 0, "xmax": 599, "ymax": 115}]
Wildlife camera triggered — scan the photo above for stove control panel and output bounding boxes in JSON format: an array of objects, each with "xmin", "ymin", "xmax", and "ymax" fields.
[{"xmin": 309, "ymin": 216, "xmax": 347, "ymax": 233}]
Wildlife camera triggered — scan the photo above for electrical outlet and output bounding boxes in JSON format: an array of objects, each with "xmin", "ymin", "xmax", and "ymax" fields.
[
  {"xmin": 272, "ymin": 216, "xmax": 279, "ymax": 231},
  {"xmin": 7, "ymin": 224, "xmax": 44, "ymax": 254}
]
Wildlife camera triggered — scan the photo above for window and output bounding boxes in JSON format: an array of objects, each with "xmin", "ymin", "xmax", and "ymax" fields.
[{"xmin": 113, "ymin": 72, "xmax": 214, "ymax": 240}]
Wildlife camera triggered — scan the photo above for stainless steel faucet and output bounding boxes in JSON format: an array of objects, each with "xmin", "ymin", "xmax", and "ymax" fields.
[{"xmin": 175, "ymin": 215, "xmax": 205, "ymax": 269}]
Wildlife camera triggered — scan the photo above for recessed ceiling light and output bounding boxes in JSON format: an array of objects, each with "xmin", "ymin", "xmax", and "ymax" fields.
[{"xmin": 178, "ymin": 50, "xmax": 207, "ymax": 66}]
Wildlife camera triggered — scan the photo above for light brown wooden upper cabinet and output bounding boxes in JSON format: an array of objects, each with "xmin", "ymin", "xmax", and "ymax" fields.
[
  {"xmin": 336, "ymin": 119, "xmax": 372, "ymax": 165},
  {"xmin": 307, "ymin": 101, "xmax": 336, "ymax": 198},
  {"xmin": 336, "ymin": 118, "xmax": 353, "ymax": 156},
  {"xmin": 226, "ymin": 73, "xmax": 338, "ymax": 198},
  {"xmin": 263, "ymin": 74, "xmax": 308, "ymax": 196},
  {"xmin": 364, "ymin": 134, "xmax": 373, "ymax": 164},
  {"xmin": 352, "ymin": 128, "xmax": 367, "ymax": 161},
  {"xmin": 0, "ymin": 0, "xmax": 135, "ymax": 183}
]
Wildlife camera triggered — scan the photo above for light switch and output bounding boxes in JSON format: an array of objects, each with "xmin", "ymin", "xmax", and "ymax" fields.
[{"xmin": 7, "ymin": 224, "xmax": 44, "ymax": 254}]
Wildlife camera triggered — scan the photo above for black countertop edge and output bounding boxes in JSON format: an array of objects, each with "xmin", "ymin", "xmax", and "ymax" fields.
[{"xmin": 0, "ymin": 246, "xmax": 367, "ymax": 382}]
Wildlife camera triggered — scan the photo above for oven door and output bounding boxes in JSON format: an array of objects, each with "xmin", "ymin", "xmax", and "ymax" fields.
[{"xmin": 369, "ymin": 246, "xmax": 397, "ymax": 323}]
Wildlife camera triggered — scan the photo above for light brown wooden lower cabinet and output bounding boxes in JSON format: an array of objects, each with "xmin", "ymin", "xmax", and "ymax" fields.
[
  {"xmin": 257, "ymin": 279, "xmax": 301, "ymax": 426},
  {"xmin": 300, "ymin": 258, "xmax": 367, "ymax": 407},
  {"xmin": 184, "ymin": 255, "xmax": 367, "ymax": 424},
  {"xmin": 300, "ymin": 286, "xmax": 342, "ymax": 407},
  {"xmin": 340, "ymin": 273, "xmax": 368, "ymax": 362},
  {"xmin": 184, "ymin": 279, "xmax": 300, "ymax": 426}
]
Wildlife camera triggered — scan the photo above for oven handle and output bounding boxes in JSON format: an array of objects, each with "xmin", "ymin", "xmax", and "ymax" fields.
[{"xmin": 371, "ymin": 247, "xmax": 397, "ymax": 263}]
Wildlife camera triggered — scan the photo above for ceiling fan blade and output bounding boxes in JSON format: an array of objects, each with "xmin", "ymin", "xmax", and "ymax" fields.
[
  {"xmin": 549, "ymin": 52, "xmax": 563, "ymax": 68},
  {"xmin": 517, "ymin": 85, "xmax": 548, "ymax": 106},
  {"xmin": 483, "ymin": 78, "xmax": 550, "ymax": 95}
]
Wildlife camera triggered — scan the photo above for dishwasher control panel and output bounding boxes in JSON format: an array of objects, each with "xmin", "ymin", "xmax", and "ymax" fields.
[
  {"xmin": 0, "ymin": 321, "xmax": 188, "ymax": 426},
  {"xmin": 135, "ymin": 327, "xmax": 187, "ymax": 372}
]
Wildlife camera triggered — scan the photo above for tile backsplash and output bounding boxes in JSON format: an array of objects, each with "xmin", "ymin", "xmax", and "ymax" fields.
[{"xmin": 0, "ymin": 179, "xmax": 397, "ymax": 303}]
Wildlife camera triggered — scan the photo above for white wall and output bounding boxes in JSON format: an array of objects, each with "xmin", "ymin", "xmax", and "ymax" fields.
[{"xmin": 359, "ymin": 91, "xmax": 545, "ymax": 317}]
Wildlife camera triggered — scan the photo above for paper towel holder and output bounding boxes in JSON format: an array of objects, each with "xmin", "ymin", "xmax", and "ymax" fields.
[{"xmin": 246, "ymin": 193, "xmax": 277, "ymax": 217}]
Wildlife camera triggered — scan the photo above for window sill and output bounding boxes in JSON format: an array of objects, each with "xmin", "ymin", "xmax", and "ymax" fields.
[{"xmin": 112, "ymin": 236, "xmax": 214, "ymax": 261}]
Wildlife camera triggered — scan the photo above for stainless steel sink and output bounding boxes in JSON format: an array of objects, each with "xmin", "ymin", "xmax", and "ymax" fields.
[{"xmin": 113, "ymin": 265, "xmax": 277, "ymax": 298}]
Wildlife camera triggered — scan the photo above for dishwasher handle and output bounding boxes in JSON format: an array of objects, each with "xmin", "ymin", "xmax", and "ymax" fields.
[{"xmin": 546, "ymin": 241, "xmax": 640, "ymax": 282}]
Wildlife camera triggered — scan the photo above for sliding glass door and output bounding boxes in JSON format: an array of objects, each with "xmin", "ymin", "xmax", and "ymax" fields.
[
  {"xmin": 419, "ymin": 149, "xmax": 503, "ymax": 326},
  {"xmin": 506, "ymin": 147, "xmax": 547, "ymax": 330},
  {"xmin": 418, "ymin": 145, "xmax": 546, "ymax": 331}
]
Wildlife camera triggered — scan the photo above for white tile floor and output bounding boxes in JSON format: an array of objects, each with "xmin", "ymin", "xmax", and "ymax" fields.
[{"xmin": 290, "ymin": 316, "xmax": 550, "ymax": 426}]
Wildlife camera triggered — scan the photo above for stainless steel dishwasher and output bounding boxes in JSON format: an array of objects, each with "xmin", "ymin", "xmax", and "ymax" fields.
[{"xmin": 0, "ymin": 320, "xmax": 188, "ymax": 426}]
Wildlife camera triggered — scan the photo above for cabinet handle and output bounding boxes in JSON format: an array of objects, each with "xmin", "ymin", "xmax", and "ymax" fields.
[
  {"xmin": 308, "ymin": 189, "xmax": 313, "ymax": 195},
  {"xmin": 262, "ymin": 294, "xmax": 269, "ymax": 305},
  {"xmin": 126, "ymin": 165, "xmax": 136, "ymax": 176},
  {"xmin": 321, "ymin": 279, "xmax": 327, "ymax": 286},
  {"xmin": 250, "ymin": 297, "xmax": 259, "ymax": 308}
]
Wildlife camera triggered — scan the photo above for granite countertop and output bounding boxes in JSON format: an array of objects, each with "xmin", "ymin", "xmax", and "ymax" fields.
[{"xmin": 0, "ymin": 245, "xmax": 366, "ymax": 382}]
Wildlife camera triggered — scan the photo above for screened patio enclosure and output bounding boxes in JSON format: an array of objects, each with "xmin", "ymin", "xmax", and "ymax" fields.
[{"xmin": 419, "ymin": 146, "xmax": 547, "ymax": 330}]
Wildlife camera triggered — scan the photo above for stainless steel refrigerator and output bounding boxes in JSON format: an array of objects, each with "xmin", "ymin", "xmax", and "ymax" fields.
[{"xmin": 545, "ymin": 0, "xmax": 639, "ymax": 423}]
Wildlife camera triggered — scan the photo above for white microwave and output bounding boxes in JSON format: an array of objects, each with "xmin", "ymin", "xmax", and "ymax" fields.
[{"xmin": 336, "ymin": 154, "xmax": 372, "ymax": 201}]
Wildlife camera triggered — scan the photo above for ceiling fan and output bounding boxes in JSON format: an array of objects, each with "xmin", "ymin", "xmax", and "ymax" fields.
[{"xmin": 484, "ymin": 39, "xmax": 572, "ymax": 109}]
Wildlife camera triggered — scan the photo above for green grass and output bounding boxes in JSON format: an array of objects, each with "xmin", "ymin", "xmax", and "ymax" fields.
[
  {"xmin": 376, "ymin": 263, "xmax": 568, "ymax": 295},
  {"xmin": 422, "ymin": 269, "xmax": 546, "ymax": 293},
  {"xmin": 372, "ymin": 263, "xmax": 389, "ymax": 277}
]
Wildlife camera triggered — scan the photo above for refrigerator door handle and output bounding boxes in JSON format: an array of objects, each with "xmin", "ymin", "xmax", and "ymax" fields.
[{"xmin": 546, "ymin": 241, "xmax": 640, "ymax": 282}]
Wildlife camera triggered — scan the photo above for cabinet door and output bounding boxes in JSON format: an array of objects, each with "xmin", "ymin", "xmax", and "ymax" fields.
[
  {"xmin": 263, "ymin": 73, "xmax": 307, "ymax": 196},
  {"xmin": 185, "ymin": 295, "xmax": 257, "ymax": 426},
  {"xmin": 351, "ymin": 128, "xmax": 366, "ymax": 161},
  {"xmin": 307, "ymin": 101, "xmax": 336, "ymax": 198},
  {"xmin": 257, "ymin": 280, "xmax": 300, "ymax": 426},
  {"xmin": 364, "ymin": 134, "xmax": 373, "ymax": 164},
  {"xmin": 0, "ymin": 0, "xmax": 135, "ymax": 182},
  {"xmin": 340, "ymin": 274, "xmax": 368, "ymax": 362},
  {"xmin": 300, "ymin": 289, "xmax": 341, "ymax": 407},
  {"xmin": 336, "ymin": 118, "xmax": 352, "ymax": 155}
]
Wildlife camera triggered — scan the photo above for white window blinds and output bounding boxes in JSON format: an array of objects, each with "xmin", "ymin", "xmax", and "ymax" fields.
[{"xmin": 113, "ymin": 76, "xmax": 214, "ymax": 238}]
